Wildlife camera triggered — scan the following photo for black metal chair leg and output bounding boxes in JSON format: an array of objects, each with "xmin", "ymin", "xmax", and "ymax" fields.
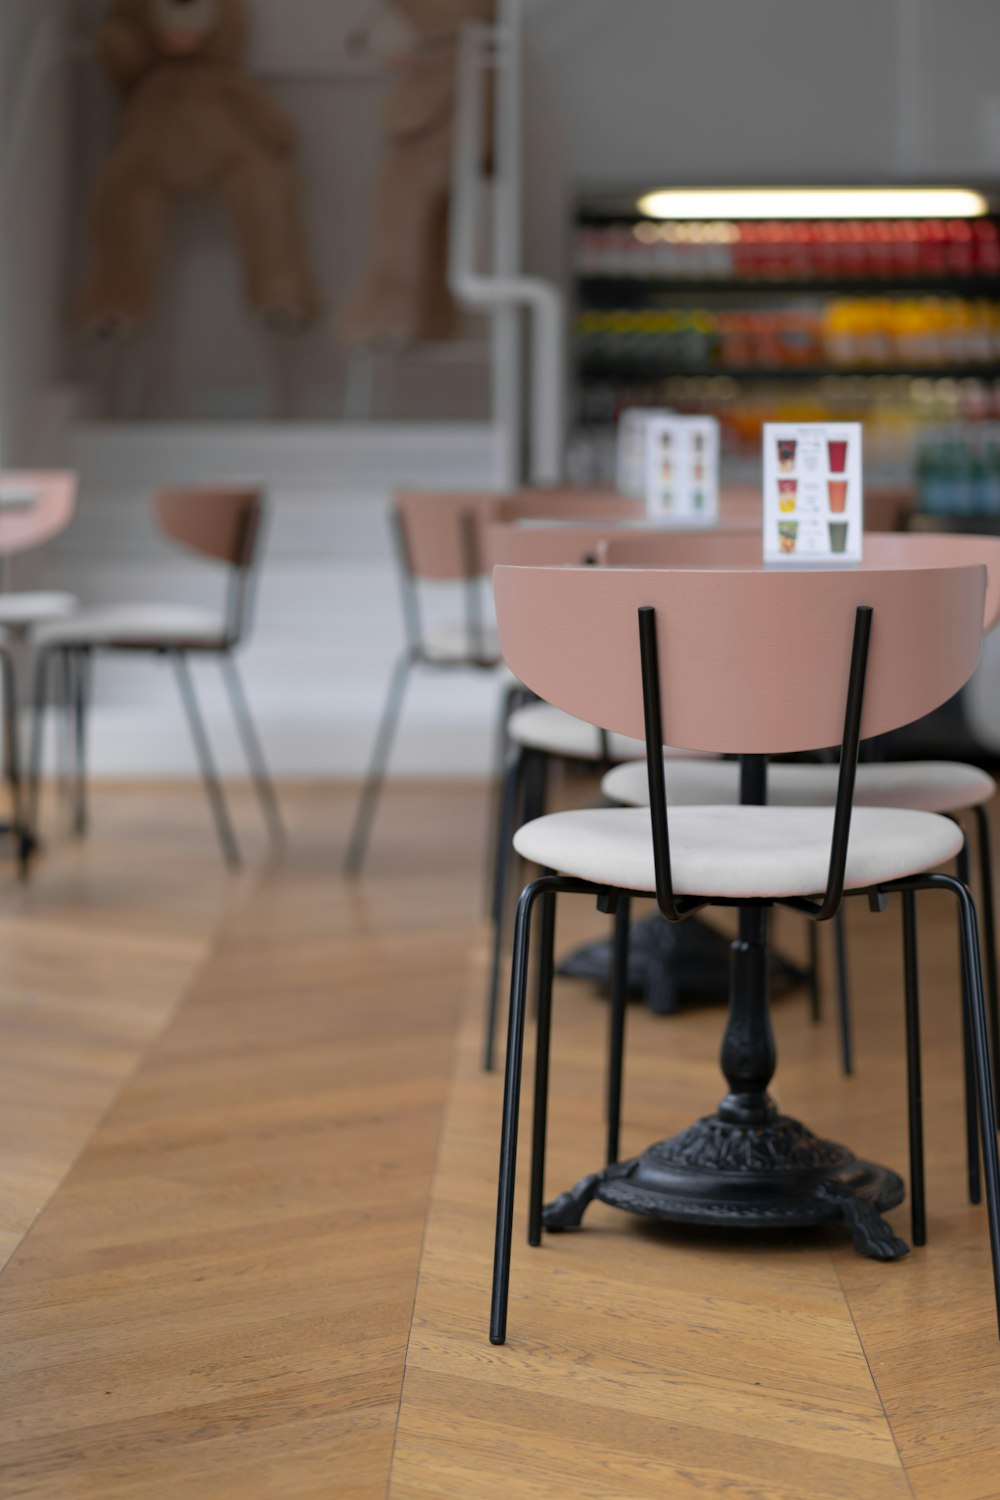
[
  {"xmin": 971, "ymin": 802, "xmax": 1000, "ymax": 1115},
  {"xmin": 72, "ymin": 649, "xmax": 90, "ymax": 838},
  {"xmin": 607, "ymin": 895, "xmax": 631, "ymax": 1166},
  {"xmin": 491, "ymin": 879, "xmax": 545, "ymax": 1346},
  {"xmin": 808, "ymin": 919, "xmax": 821, "ymax": 1022},
  {"xmin": 0, "ymin": 649, "xmax": 30, "ymax": 878},
  {"xmin": 958, "ymin": 838, "xmax": 982, "ymax": 1204},
  {"xmin": 484, "ymin": 747, "xmax": 526, "ymax": 1072},
  {"xmin": 171, "ymin": 651, "xmax": 242, "ymax": 869},
  {"xmin": 528, "ymin": 876, "xmax": 557, "ymax": 1248},
  {"xmin": 950, "ymin": 880, "xmax": 1000, "ymax": 1339},
  {"xmin": 28, "ymin": 646, "xmax": 57, "ymax": 839},
  {"xmin": 220, "ymin": 655, "xmax": 285, "ymax": 850},
  {"xmin": 342, "ymin": 651, "xmax": 412, "ymax": 876},
  {"xmin": 902, "ymin": 889, "xmax": 926, "ymax": 1247},
  {"xmin": 56, "ymin": 649, "xmax": 74, "ymax": 816},
  {"xmin": 834, "ymin": 906, "xmax": 853, "ymax": 1075},
  {"xmin": 483, "ymin": 680, "xmax": 526, "ymax": 916},
  {"xmin": 519, "ymin": 751, "xmax": 550, "ymax": 1020}
]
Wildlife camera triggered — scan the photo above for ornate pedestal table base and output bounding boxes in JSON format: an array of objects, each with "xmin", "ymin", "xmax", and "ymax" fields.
[{"xmin": 543, "ymin": 905, "xmax": 909, "ymax": 1262}]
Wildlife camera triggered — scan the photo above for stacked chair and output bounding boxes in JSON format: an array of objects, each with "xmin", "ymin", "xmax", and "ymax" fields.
[{"xmin": 342, "ymin": 486, "xmax": 643, "ymax": 874}]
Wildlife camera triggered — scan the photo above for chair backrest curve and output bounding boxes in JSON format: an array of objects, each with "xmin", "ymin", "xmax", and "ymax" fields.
[
  {"xmin": 493, "ymin": 563, "xmax": 986, "ymax": 755},
  {"xmin": 154, "ymin": 488, "xmax": 262, "ymax": 569}
]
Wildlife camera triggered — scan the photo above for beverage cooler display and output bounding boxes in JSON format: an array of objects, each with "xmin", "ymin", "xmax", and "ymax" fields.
[{"xmin": 570, "ymin": 188, "xmax": 1000, "ymax": 485}]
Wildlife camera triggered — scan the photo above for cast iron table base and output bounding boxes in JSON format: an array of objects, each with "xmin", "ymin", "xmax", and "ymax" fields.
[
  {"xmin": 543, "ymin": 904, "xmax": 909, "ymax": 1262},
  {"xmin": 557, "ymin": 911, "xmax": 809, "ymax": 1015}
]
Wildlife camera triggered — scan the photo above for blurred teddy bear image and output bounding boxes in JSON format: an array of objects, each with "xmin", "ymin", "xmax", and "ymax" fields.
[
  {"xmin": 76, "ymin": 0, "xmax": 321, "ymax": 339},
  {"xmin": 343, "ymin": 0, "xmax": 495, "ymax": 349}
]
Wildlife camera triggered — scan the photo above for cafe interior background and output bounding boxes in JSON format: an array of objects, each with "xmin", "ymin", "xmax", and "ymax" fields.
[{"xmin": 4, "ymin": 0, "xmax": 1000, "ymax": 1495}]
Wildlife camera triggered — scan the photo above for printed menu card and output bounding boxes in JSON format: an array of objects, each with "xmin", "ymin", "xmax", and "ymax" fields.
[
  {"xmin": 616, "ymin": 408, "xmax": 672, "ymax": 499},
  {"xmin": 643, "ymin": 415, "xmax": 720, "ymax": 526},
  {"xmin": 615, "ymin": 408, "xmax": 720, "ymax": 524},
  {"xmin": 763, "ymin": 422, "xmax": 863, "ymax": 566}
]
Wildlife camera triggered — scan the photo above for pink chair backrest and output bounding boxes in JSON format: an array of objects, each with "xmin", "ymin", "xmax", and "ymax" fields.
[
  {"xmin": 497, "ymin": 488, "xmax": 645, "ymax": 524},
  {"xmin": 154, "ymin": 487, "xmax": 262, "ymax": 568},
  {"xmin": 600, "ymin": 530, "xmax": 761, "ymax": 569},
  {"xmin": 861, "ymin": 532, "xmax": 1000, "ymax": 633},
  {"xmin": 494, "ymin": 563, "xmax": 985, "ymax": 755},
  {"xmin": 0, "ymin": 471, "xmax": 77, "ymax": 557},
  {"xmin": 394, "ymin": 490, "xmax": 504, "ymax": 581}
]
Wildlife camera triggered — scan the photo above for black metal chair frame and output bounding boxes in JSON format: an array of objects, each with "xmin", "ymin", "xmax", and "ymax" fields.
[
  {"xmin": 490, "ymin": 602, "xmax": 1000, "ymax": 1346},
  {"xmin": 343, "ymin": 508, "xmax": 514, "ymax": 876},
  {"xmin": 27, "ymin": 503, "xmax": 282, "ymax": 870}
]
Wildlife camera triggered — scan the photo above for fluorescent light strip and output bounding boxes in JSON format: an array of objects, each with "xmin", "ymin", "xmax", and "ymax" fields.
[{"xmin": 636, "ymin": 188, "xmax": 989, "ymax": 220}]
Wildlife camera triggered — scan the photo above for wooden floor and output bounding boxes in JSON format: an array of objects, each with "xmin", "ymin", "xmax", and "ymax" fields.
[{"xmin": 0, "ymin": 781, "xmax": 998, "ymax": 1498}]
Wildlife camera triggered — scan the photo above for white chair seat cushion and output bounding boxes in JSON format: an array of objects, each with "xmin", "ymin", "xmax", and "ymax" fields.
[
  {"xmin": 602, "ymin": 757, "xmax": 996, "ymax": 816},
  {"xmin": 0, "ymin": 591, "xmax": 77, "ymax": 628},
  {"xmin": 421, "ymin": 622, "xmax": 500, "ymax": 663},
  {"xmin": 34, "ymin": 603, "xmax": 226, "ymax": 648},
  {"xmin": 507, "ymin": 702, "xmax": 645, "ymax": 762},
  {"xmin": 513, "ymin": 804, "xmax": 964, "ymax": 899}
]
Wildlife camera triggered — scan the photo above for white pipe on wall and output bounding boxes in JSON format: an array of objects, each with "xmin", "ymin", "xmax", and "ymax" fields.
[{"xmin": 448, "ymin": 17, "xmax": 566, "ymax": 485}]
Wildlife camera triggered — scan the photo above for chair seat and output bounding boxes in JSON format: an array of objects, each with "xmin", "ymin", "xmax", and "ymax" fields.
[
  {"xmin": 0, "ymin": 591, "xmax": 77, "ymax": 629},
  {"xmin": 420, "ymin": 622, "xmax": 501, "ymax": 664},
  {"xmin": 513, "ymin": 804, "xmax": 964, "ymax": 899},
  {"xmin": 602, "ymin": 756, "xmax": 996, "ymax": 816},
  {"xmin": 34, "ymin": 603, "xmax": 226, "ymax": 649},
  {"xmin": 507, "ymin": 702, "xmax": 645, "ymax": 762}
]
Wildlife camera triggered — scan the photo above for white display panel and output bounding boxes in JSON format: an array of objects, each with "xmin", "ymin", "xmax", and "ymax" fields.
[{"xmin": 763, "ymin": 422, "xmax": 863, "ymax": 567}]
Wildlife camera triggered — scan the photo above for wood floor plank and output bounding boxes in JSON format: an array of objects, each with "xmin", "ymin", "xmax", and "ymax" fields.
[
  {"xmin": 0, "ymin": 785, "xmax": 245, "ymax": 1272},
  {"xmin": 0, "ymin": 784, "xmax": 485, "ymax": 1499}
]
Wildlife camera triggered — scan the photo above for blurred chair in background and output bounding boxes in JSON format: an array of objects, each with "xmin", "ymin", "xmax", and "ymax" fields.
[
  {"xmin": 0, "ymin": 471, "xmax": 81, "ymax": 874},
  {"xmin": 28, "ymin": 487, "xmax": 281, "ymax": 869},
  {"xmin": 342, "ymin": 486, "xmax": 644, "ymax": 875}
]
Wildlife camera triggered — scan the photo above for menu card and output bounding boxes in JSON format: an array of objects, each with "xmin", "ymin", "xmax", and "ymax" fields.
[
  {"xmin": 643, "ymin": 415, "xmax": 720, "ymax": 526},
  {"xmin": 616, "ymin": 407, "xmax": 672, "ymax": 499},
  {"xmin": 763, "ymin": 422, "xmax": 863, "ymax": 567}
]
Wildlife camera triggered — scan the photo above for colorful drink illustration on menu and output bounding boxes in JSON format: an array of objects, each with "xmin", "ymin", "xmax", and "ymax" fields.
[{"xmin": 763, "ymin": 422, "xmax": 863, "ymax": 566}]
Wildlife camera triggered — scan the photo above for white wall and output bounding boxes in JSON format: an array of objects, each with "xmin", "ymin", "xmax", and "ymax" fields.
[{"xmin": 0, "ymin": 0, "xmax": 73, "ymax": 465}]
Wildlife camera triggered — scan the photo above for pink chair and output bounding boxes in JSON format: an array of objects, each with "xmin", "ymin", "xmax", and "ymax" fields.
[
  {"xmin": 489, "ymin": 560, "xmax": 1000, "ymax": 1345},
  {"xmin": 480, "ymin": 519, "xmax": 758, "ymax": 1070},
  {"xmin": 28, "ymin": 488, "xmax": 278, "ymax": 867},
  {"xmin": 342, "ymin": 486, "xmax": 645, "ymax": 874}
]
